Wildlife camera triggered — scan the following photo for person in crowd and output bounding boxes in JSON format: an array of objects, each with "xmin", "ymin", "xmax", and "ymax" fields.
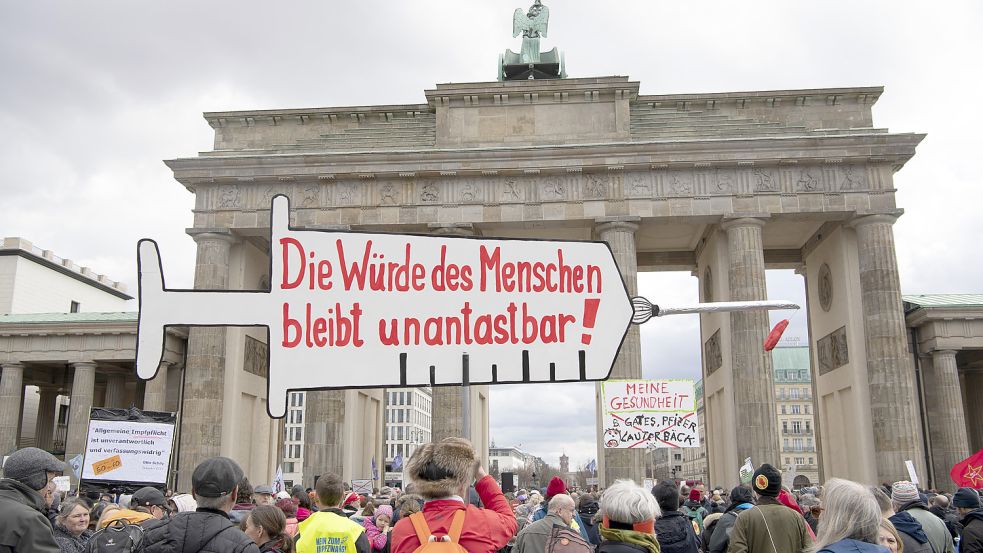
[
  {"xmin": 139, "ymin": 456, "xmax": 261, "ymax": 553},
  {"xmin": 392, "ymin": 494, "xmax": 422, "ymax": 524},
  {"xmin": 710, "ymin": 493, "xmax": 725, "ymax": 515},
  {"xmin": 872, "ymin": 486, "xmax": 931, "ymax": 553},
  {"xmin": 703, "ymin": 513, "xmax": 724, "ymax": 552},
  {"xmin": 928, "ymin": 495, "xmax": 960, "ymax": 541},
  {"xmin": 878, "ymin": 519, "xmax": 902, "ymax": 553},
  {"xmin": 891, "ymin": 482, "xmax": 953, "ymax": 553},
  {"xmin": 245, "ymin": 504, "xmax": 295, "ymax": 553},
  {"xmin": 363, "ymin": 504, "xmax": 394, "ymax": 552},
  {"xmin": 52, "ymin": 497, "xmax": 94, "ymax": 553},
  {"xmin": 276, "ymin": 497, "xmax": 300, "ymax": 538},
  {"xmin": 168, "ymin": 493, "xmax": 198, "ymax": 514},
  {"xmin": 798, "ymin": 495, "xmax": 821, "ymax": 534},
  {"xmin": 810, "ymin": 478, "xmax": 886, "ymax": 553},
  {"xmin": 651, "ymin": 480, "xmax": 700, "ymax": 553},
  {"xmin": 88, "ymin": 501, "xmax": 114, "ymax": 530},
  {"xmin": 343, "ymin": 492, "xmax": 362, "ymax": 516},
  {"xmin": 682, "ymin": 488, "xmax": 709, "ymax": 535},
  {"xmin": 514, "ymin": 494, "xmax": 582, "ymax": 553},
  {"xmin": 295, "ymin": 472, "xmax": 370, "ymax": 553},
  {"xmin": 231, "ymin": 477, "xmax": 257, "ymax": 524},
  {"xmin": 292, "ymin": 487, "xmax": 313, "ymax": 522},
  {"xmin": 253, "ymin": 485, "xmax": 276, "ymax": 507},
  {"xmin": 0, "ymin": 446, "xmax": 65, "ymax": 552},
  {"xmin": 98, "ymin": 486, "xmax": 165, "ymax": 528},
  {"xmin": 728, "ymin": 464, "xmax": 811, "ymax": 553},
  {"xmin": 532, "ymin": 476, "xmax": 591, "ymax": 541},
  {"xmin": 953, "ymin": 488, "xmax": 983, "ymax": 553},
  {"xmin": 579, "ymin": 494, "xmax": 603, "ymax": 548},
  {"xmin": 95, "ymin": 503, "xmax": 125, "ymax": 529},
  {"xmin": 708, "ymin": 486, "xmax": 754, "ymax": 553},
  {"xmin": 390, "ymin": 437, "xmax": 516, "ymax": 553},
  {"xmin": 598, "ymin": 479, "xmax": 661, "ymax": 553}
]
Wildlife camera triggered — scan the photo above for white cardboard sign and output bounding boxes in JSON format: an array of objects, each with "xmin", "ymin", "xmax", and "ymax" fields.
[
  {"xmin": 601, "ymin": 379, "xmax": 699, "ymax": 449},
  {"xmin": 137, "ymin": 196, "xmax": 633, "ymax": 418},
  {"xmin": 80, "ymin": 419, "xmax": 175, "ymax": 484}
]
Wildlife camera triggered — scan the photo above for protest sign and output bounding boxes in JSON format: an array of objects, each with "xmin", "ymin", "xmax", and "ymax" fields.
[
  {"xmin": 53, "ymin": 476, "xmax": 71, "ymax": 493},
  {"xmin": 601, "ymin": 379, "xmax": 699, "ymax": 448},
  {"xmin": 905, "ymin": 459, "xmax": 919, "ymax": 486},
  {"xmin": 137, "ymin": 195, "xmax": 634, "ymax": 418},
  {"xmin": 80, "ymin": 408, "xmax": 176, "ymax": 487},
  {"xmin": 351, "ymin": 479, "xmax": 373, "ymax": 495}
]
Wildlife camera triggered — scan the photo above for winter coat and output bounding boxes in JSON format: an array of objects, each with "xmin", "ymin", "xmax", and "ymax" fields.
[
  {"xmin": 533, "ymin": 503, "xmax": 592, "ymax": 542},
  {"xmin": 296, "ymin": 509, "xmax": 369, "ymax": 553},
  {"xmin": 803, "ymin": 513, "xmax": 818, "ymax": 535},
  {"xmin": 960, "ymin": 510, "xmax": 983, "ymax": 553},
  {"xmin": 579, "ymin": 508, "xmax": 602, "ymax": 547},
  {"xmin": 655, "ymin": 511, "xmax": 700, "ymax": 553},
  {"xmin": 296, "ymin": 507, "xmax": 312, "ymax": 522},
  {"xmin": 363, "ymin": 517, "xmax": 390, "ymax": 552},
  {"xmin": 390, "ymin": 475, "xmax": 517, "ymax": 553},
  {"xmin": 284, "ymin": 516, "xmax": 299, "ymax": 538},
  {"xmin": 598, "ymin": 525, "xmax": 661, "ymax": 553},
  {"xmin": 726, "ymin": 501, "xmax": 811, "ymax": 553},
  {"xmin": 231, "ymin": 503, "xmax": 256, "ymax": 525},
  {"xmin": 709, "ymin": 504, "xmax": 753, "ymax": 553},
  {"xmin": 0, "ymin": 477, "xmax": 62, "ymax": 553},
  {"xmin": 889, "ymin": 512, "xmax": 933, "ymax": 553},
  {"xmin": 140, "ymin": 507, "xmax": 262, "ymax": 553},
  {"xmin": 514, "ymin": 512, "xmax": 569, "ymax": 553},
  {"xmin": 815, "ymin": 538, "xmax": 889, "ymax": 553},
  {"xmin": 51, "ymin": 524, "xmax": 93, "ymax": 553},
  {"xmin": 898, "ymin": 502, "xmax": 955, "ymax": 553},
  {"xmin": 259, "ymin": 538, "xmax": 290, "ymax": 553},
  {"xmin": 928, "ymin": 506, "xmax": 960, "ymax": 540}
]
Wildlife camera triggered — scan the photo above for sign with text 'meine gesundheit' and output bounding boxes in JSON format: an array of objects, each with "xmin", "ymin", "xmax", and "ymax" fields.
[
  {"xmin": 601, "ymin": 379, "xmax": 699, "ymax": 449},
  {"xmin": 137, "ymin": 196, "xmax": 633, "ymax": 418}
]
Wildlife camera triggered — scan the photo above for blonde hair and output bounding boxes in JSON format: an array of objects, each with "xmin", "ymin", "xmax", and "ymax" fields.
[
  {"xmin": 879, "ymin": 518, "xmax": 904, "ymax": 553},
  {"xmin": 812, "ymin": 479, "xmax": 881, "ymax": 552}
]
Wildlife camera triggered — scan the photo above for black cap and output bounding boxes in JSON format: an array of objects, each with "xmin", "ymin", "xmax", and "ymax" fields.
[
  {"xmin": 752, "ymin": 464, "xmax": 782, "ymax": 498},
  {"xmin": 954, "ymin": 487, "xmax": 982, "ymax": 509},
  {"xmin": 132, "ymin": 486, "xmax": 166, "ymax": 507},
  {"xmin": 192, "ymin": 457, "xmax": 244, "ymax": 498}
]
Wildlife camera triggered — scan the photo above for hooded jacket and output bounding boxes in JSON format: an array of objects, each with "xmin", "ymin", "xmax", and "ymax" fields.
[
  {"xmin": 815, "ymin": 538, "xmax": 890, "ymax": 553},
  {"xmin": 140, "ymin": 507, "xmax": 262, "ymax": 553},
  {"xmin": 888, "ymin": 512, "xmax": 932, "ymax": 553},
  {"xmin": 708, "ymin": 503, "xmax": 753, "ymax": 553},
  {"xmin": 960, "ymin": 510, "xmax": 983, "ymax": 553},
  {"xmin": 0, "ymin": 478, "xmax": 61, "ymax": 553},
  {"xmin": 654, "ymin": 510, "xmax": 700, "ymax": 553},
  {"xmin": 897, "ymin": 501, "xmax": 955, "ymax": 553}
]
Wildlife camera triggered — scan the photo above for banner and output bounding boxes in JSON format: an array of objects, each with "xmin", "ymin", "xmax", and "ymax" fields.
[
  {"xmin": 951, "ymin": 448, "xmax": 983, "ymax": 488},
  {"xmin": 601, "ymin": 379, "xmax": 698, "ymax": 448},
  {"xmin": 351, "ymin": 479, "xmax": 373, "ymax": 495},
  {"xmin": 136, "ymin": 196, "xmax": 634, "ymax": 418},
  {"xmin": 739, "ymin": 457, "xmax": 754, "ymax": 484},
  {"xmin": 80, "ymin": 408, "xmax": 176, "ymax": 487}
]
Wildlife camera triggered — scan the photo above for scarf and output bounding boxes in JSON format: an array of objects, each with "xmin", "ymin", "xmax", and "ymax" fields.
[{"xmin": 599, "ymin": 525, "xmax": 662, "ymax": 553}]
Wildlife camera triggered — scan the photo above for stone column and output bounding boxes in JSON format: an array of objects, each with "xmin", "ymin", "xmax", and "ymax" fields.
[
  {"xmin": 143, "ymin": 362, "xmax": 170, "ymax": 412},
  {"xmin": 66, "ymin": 362, "xmax": 96, "ymax": 473},
  {"xmin": 427, "ymin": 223, "xmax": 489, "ymax": 444},
  {"xmin": 850, "ymin": 213, "xmax": 923, "ymax": 483},
  {"xmin": 0, "ymin": 362, "xmax": 25, "ymax": 455},
  {"xmin": 302, "ymin": 389, "xmax": 346, "ymax": 489},
  {"xmin": 35, "ymin": 387, "xmax": 59, "ymax": 451},
  {"xmin": 927, "ymin": 349, "xmax": 970, "ymax": 488},
  {"xmin": 721, "ymin": 217, "xmax": 779, "ymax": 466},
  {"xmin": 595, "ymin": 217, "xmax": 644, "ymax": 485},
  {"xmin": 178, "ymin": 230, "xmax": 235, "ymax": 491},
  {"xmin": 964, "ymin": 371, "xmax": 983, "ymax": 454},
  {"xmin": 104, "ymin": 373, "xmax": 127, "ymax": 408}
]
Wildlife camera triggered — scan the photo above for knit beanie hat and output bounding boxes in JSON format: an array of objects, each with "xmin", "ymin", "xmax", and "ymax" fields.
[
  {"xmin": 1, "ymin": 447, "xmax": 66, "ymax": 490},
  {"xmin": 751, "ymin": 464, "xmax": 782, "ymax": 497},
  {"xmin": 688, "ymin": 488, "xmax": 702, "ymax": 501},
  {"xmin": 375, "ymin": 504, "xmax": 394, "ymax": 521},
  {"xmin": 546, "ymin": 476, "xmax": 566, "ymax": 497},
  {"xmin": 954, "ymin": 487, "xmax": 982, "ymax": 509},
  {"xmin": 730, "ymin": 485, "xmax": 755, "ymax": 506},
  {"xmin": 891, "ymin": 481, "xmax": 920, "ymax": 506}
]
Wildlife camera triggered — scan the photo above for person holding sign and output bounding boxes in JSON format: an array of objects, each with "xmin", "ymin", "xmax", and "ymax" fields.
[{"xmin": 0, "ymin": 446, "xmax": 65, "ymax": 553}]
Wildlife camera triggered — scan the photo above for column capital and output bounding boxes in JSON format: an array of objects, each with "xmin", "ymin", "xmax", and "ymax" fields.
[
  {"xmin": 931, "ymin": 349, "xmax": 959, "ymax": 357},
  {"xmin": 847, "ymin": 210, "xmax": 904, "ymax": 229},
  {"xmin": 0, "ymin": 362, "xmax": 25, "ymax": 371},
  {"xmin": 186, "ymin": 228, "xmax": 237, "ymax": 245},
  {"xmin": 720, "ymin": 215, "xmax": 769, "ymax": 231},
  {"xmin": 71, "ymin": 361, "xmax": 98, "ymax": 370},
  {"xmin": 595, "ymin": 216, "xmax": 641, "ymax": 234}
]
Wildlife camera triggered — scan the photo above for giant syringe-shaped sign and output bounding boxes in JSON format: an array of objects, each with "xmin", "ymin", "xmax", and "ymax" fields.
[
  {"xmin": 137, "ymin": 196, "xmax": 799, "ymax": 418},
  {"xmin": 138, "ymin": 196, "xmax": 635, "ymax": 418}
]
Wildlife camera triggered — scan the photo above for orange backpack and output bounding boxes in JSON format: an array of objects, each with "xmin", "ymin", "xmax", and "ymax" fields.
[{"xmin": 409, "ymin": 510, "xmax": 469, "ymax": 553}]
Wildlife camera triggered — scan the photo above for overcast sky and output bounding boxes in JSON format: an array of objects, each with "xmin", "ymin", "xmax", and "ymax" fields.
[{"xmin": 2, "ymin": 1, "xmax": 981, "ymax": 471}]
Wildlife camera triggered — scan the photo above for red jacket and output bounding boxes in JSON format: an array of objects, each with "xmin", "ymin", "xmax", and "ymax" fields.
[{"xmin": 391, "ymin": 475, "xmax": 517, "ymax": 553}]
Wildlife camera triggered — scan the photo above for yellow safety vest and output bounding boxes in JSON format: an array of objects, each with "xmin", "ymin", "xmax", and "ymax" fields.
[{"xmin": 296, "ymin": 511, "xmax": 365, "ymax": 553}]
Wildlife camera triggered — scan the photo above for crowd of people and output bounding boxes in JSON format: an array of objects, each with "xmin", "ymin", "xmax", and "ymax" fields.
[{"xmin": 2, "ymin": 441, "xmax": 982, "ymax": 553}]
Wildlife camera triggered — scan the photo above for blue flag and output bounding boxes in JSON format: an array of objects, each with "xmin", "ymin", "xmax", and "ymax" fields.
[
  {"xmin": 372, "ymin": 456, "xmax": 378, "ymax": 480},
  {"xmin": 68, "ymin": 454, "xmax": 83, "ymax": 479},
  {"xmin": 392, "ymin": 453, "xmax": 403, "ymax": 471},
  {"xmin": 586, "ymin": 459, "xmax": 596, "ymax": 474}
]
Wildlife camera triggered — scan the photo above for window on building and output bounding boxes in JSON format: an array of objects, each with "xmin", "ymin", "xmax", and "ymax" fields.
[
  {"xmin": 284, "ymin": 462, "xmax": 294, "ymax": 472},
  {"xmin": 70, "ymin": 301, "xmax": 80, "ymax": 313},
  {"xmin": 407, "ymin": 393, "xmax": 413, "ymax": 406},
  {"xmin": 809, "ymin": 457, "xmax": 814, "ymax": 464},
  {"xmin": 804, "ymin": 405, "xmax": 810, "ymax": 414},
  {"xmin": 791, "ymin": 405, "xmax": 801, "ymax": 415},
  {"xmin": 793, "ymin": 438, "xmax": 803, "ymax": 450},
  {"xmin": 782, "ymin": 421, "xmax": 788, "ymax": 433},
  {"xmin": 807, "ymin": 438, "xmax": 813, "ymax": 448},
  {"xmin": 674, "ymin": 453, "xmax": 682, "ymax": 461},
  {"xmin": 781, "ymin": 405, "xmax": 786, "ymax": 414},
  {"xmin": 791, "ymin": 388, "xmax": 800, "ymax": 400},
  {"xmin": 792, "ymin": 421, "xmax": 801, "ymax": 433},
  {"xmin": 805, "ymin": 421, "xmax": 811, "ymax": 432},
  {"xmin": 784, "ymin": 438, "xmax": 789, "ymax": 448},
  {"xmin": 785, "ymin": 457, "xmax": 791, "ymax": 464},
  {"xmin": 795, "ymin": 457, "xmax": 805, "ymax": 465}
]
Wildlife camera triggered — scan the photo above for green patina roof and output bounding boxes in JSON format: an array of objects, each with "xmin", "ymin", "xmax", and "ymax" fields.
[
  {"xmin": 0, "ymin": 312, "xmax": 138, "ymax": 324},
  {"xmin": 771, "ymin": 346, "xmax": 811, "ymax": 373},
  {"xmin": 902, "ymin": 294, "xmax": 983, "ymax": 310}
]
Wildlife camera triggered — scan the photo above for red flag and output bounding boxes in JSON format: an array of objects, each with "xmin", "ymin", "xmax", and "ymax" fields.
[{"xmin": 950, "ymin": 448, "xmax": 983, "ymax": 488}]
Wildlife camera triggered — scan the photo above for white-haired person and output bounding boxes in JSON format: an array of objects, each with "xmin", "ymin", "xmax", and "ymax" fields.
[
  {"xmin": 812, "ymin": 478, "xmax": 889, "ymax": 553},
  {"xmin": 598, "ymin": 479, "xmax": 662, "ymax": 553}
]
